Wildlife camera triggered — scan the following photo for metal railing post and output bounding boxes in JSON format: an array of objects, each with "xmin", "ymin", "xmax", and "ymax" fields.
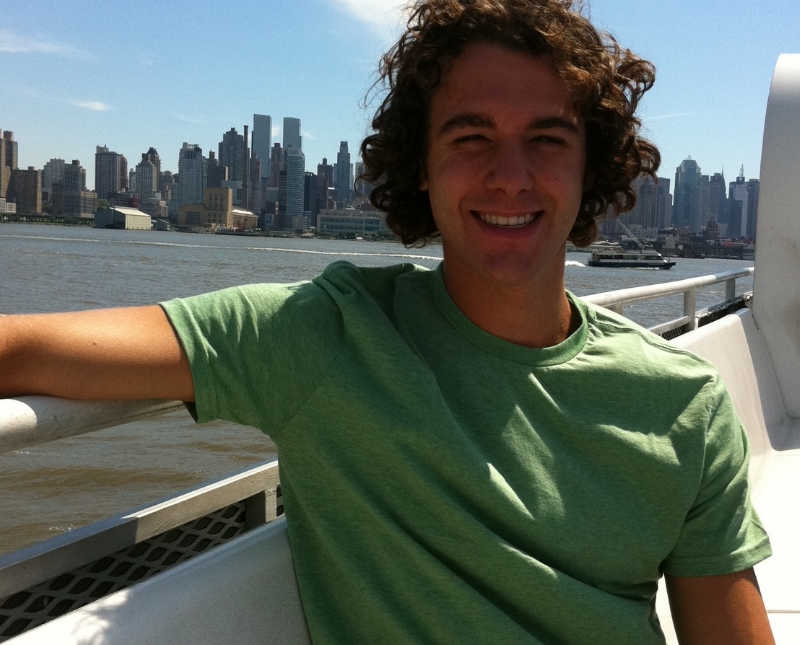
[
  {"xmin": 726, "ymin": 277, "xmax": 736, "ymax": 301},
  {"xmin": 684, "ymin": 288, "xmax": 698, "ymax": 330}
]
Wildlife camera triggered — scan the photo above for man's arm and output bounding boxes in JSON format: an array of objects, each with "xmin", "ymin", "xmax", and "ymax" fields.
[
  {"xmin": 666, "ymin": 568, "xmax": 775, "ymax": 644},
  {"xmin": 0, "ymin": 305, "xmax": 194, "ymax": 402}
]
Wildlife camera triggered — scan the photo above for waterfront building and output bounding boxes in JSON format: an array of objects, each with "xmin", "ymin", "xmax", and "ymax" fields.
[
  {"xmin": 623, "ymin": 175, "xmax": 672, "ymax": 236},
  {"xmin": 177, "ymin": 143, "xmax": 206, "ymax": 207},
  {"xmin": 335, "ymin": 141, "xmax": 352, "ymax": 206},
  {"xmin": 94, "ymin": 146, "xmax": 127, "ymax": 199},
  {"xmin": 728, "ymin": 168, "xmax": 760, "ymax": 239},
  {"xmin": 178, "ymin": 187, "xmax": 257, "ymax": 231},
  {"xmin": 673, "ymin": 157, "xmax": 703, "ymax": 232},
  {"xmin": 94, "ymin": 206, "xmax": 152, "ymax": 230},
  {"xmin": 51, "ymin": 161, "xmax": 96, "ymax": 219},
  {"xmin": 283, "ymin": 117, "xmax": 301, "ymax": 152},
  {"xmin": 128, "ymin": 168, "xmax": 136, "ymax": 195},
  {"xmin": 135, "ymin": 158, "xmax": 158, "ymax": 199},
  {"xmin": 317, "ymin": 208, "xmax": 393, "ymax": 237},
  {"xmin": 159, "ymin": 171, "xmax": 175, "ymax": 204},
  {"xmin": 268, "ymin": 143, "xmax": 282, "ymax": 188},
  {"xmin": 253, "ymin": 114, "xmax": 272, "ymax": 179},
  {"xmin": 285, "ymin": 146, "xmax": 305, "ymax": 230},
  {"xmin": 63, "ymin": 159, "xmax": 86, "ymax": 192},
  {"xmin": 42, "ymin": 158, "xmax": 66, "ymax": 198},
  {"xmin": 0, "ymin": 198, "xmax": 16, "ymax": 214},
  {"xmin": 707, "ymin": 172, "xmax": 727, "ymax": 232},
  {"xmin": 304, "ymin": 172, "xmax": 319, "ymax": 216},
  {"xmin": 218, "ymin": 128, "xmax": 245, "ymax": 182},
  {"xmin": 0, "ymin": 130, "xmax": 19, "ymax": 200},
  {"xmin": 8, "ymin": 166, "xmax": 42, "ymax": 215}
]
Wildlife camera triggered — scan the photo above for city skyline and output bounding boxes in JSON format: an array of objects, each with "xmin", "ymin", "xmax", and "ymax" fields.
[{"xmin": 2, "ymin": 0, "xmax": 797, "ymax": 189}]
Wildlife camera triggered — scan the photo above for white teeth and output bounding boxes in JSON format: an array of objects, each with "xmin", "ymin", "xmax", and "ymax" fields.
[{"xmin": 476, "ymin": 212, "xmax": 537, "ymax": 227}]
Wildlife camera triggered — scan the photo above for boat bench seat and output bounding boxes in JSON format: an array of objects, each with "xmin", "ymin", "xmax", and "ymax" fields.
[
  {"xmin": 8, "ymin": 518, "xmax": 312, "ymax": 645},
  {"xmin": 659, "ymin": 308, "xmax": 800, "ymax": 641}
]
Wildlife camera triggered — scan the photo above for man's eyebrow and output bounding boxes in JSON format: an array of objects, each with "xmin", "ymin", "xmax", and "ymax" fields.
[
  {"xmin": 437, "ymin": 113, "xmax": 494, "ymax": 136},
  {"xmin": 436, "ymin": 113, "xmax": 580, "ymax": 136},
  {"xmin": 528, "ymin": 117, "xmax": 580, "ymax": 133}
]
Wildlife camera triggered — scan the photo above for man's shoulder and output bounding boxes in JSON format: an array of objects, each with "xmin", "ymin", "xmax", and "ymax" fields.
[{"xmin": 575, "ymin": 294, "xmax": 720, "ymax": 382}]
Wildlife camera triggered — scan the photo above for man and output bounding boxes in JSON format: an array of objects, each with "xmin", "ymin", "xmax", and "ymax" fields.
[{"xmin": 0, "ymin": 1, "xmax": 774, "ymax": 642}]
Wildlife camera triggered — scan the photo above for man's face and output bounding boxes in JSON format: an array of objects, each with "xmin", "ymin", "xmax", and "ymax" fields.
[{"xmin": 423, "ymin": 42, "xmax": 587, "ymax": 295}]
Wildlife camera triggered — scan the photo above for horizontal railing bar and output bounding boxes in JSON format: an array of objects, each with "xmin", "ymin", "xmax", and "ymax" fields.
[
  {"xmin": 0, "ymin": 397, "xmax": 185, "ymax": 455},
  {"xmin": 584, "ymin": 267, "xmax": 753, "ymax": 308}
]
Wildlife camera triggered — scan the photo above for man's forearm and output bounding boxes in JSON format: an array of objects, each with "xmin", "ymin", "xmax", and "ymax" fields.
[{"xmin": 0, "ymin": 306, "xmax": 195, "ymax": 401}]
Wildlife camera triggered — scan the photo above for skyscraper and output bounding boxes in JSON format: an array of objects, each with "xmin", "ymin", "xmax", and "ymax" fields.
[
  {"xmin": 269, "ymin": 143, "xmax": 283, "ymax": 188},
  {"xmin": 673, "ymin": 158, "xmax": 702, "ymax": 232},
  {"xmin": 283, "ymin": 117, "xmax": 301, "ymax": 152},
  {"xmin": 42, "ymin": 158, "xmax": 66, "ymax": 197},
  {"xmin": 253, "ymin": 114, "xmax": 272, "ymax": 179},
  {"xmin": 178, "ymin": 143, "xmax": 206, "ymax": 206},
  {"xmin": 728, "ymin": 168, "xmax": 760, "ymax": 239},
  {"xmin": 1, "ymin": 130, "xmax": 18, "ymax": 199},
  {"xmin": 335, "ymin": 141, "xmax": 351, "ymax": 206},
  {"xmin": 95, "ymin": 145, "xmax": 126, "ymax": 199},
  {"xmin": 218, "ymin": 128, "xmax": 245, "ymax": 182},
  {"xmin": 8, "ymin": 167, "xmax": 42, "ymax": 215},
  {"xmin": 285, "ymin": 147, "xmax": 305, "ymax": 230}
]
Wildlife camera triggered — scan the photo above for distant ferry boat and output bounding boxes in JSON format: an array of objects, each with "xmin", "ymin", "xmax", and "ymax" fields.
[{"xmin": 588, "ymin": 241, "xmax": 676, "ymax": 269}]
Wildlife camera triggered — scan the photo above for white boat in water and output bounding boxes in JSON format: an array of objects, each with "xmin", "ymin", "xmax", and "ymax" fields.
[
  {"xmin": 587, "ymin": 240, "xmax": 676, "ymax": 269},
  {"xmin": 0, "ymin": 55, "xmax": 798, "ymax": 644}
]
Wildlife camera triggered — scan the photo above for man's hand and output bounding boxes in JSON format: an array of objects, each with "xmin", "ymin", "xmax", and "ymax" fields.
[
  {"xmin": 0, "ymin": 305, "xmax": 194, "ymax": 402},
  {"xmin": 666, "ymin": 568, "xmax": 775, "ymax": 644}
]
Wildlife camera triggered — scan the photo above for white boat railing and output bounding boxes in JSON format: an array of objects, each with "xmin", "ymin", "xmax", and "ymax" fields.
[{"xmin": 583, "ymin": 266, "xmax": 754, "ymax": 336}]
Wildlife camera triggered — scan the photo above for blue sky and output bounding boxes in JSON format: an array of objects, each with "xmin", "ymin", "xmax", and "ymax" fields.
[{"xmin": 2, "ymin": 0, "xmax": 797, "ymax": 190}]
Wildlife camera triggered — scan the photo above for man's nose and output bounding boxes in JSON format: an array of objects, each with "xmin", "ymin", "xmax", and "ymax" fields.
[{"xmin": 484, "ymin": 141, "xmax": 534, "ymax": 195}]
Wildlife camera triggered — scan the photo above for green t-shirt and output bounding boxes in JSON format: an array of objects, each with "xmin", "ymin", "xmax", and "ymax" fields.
[{"xmin": 161, "ymin": 261, "xmax": 771, "ymax": 644}]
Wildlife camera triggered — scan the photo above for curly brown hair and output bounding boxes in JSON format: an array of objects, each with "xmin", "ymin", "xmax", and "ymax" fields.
[{"xmin": 360, "ymin": 0, "xmax": 660, "ymax": 246}]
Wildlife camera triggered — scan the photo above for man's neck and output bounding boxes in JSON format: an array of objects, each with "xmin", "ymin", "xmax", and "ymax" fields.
[{"xmin": 441, "ymin": 260, "xmax": 574, "ymax": 349}]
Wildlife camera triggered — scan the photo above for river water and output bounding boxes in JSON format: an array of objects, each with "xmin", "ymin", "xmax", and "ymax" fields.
[{"xmin": 0, "ymin": 224, "xmax": 754, "ymax": 555}]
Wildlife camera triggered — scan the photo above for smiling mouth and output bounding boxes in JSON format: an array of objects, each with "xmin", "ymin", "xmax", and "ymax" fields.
[{"xmin": 471, "ymin": 211, "xmax": 542, "ymax": 228}]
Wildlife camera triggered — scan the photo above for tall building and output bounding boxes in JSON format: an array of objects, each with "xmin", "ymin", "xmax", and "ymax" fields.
[
  {"xmin": 135, "ymin": 154, "xmax": 158, "ymax": 199},
  {"xmin": 708, "ymin": 172, "xmax": 727, "ymax": 230},
  {"xmin": 335, "ymin": 141, "xmax": 352, "ymax": 206},
  {"xmin": 218, "ymin": 128, "xmax": 245, "ymax": 182},
  {"xmin": 624, "ymin": 175, "xmax": 672, "ymax": 234},
  {"xmin": 285, "ymin": 147, "xmax": 305, "ymax": 229},
  {"xmin": 253, "ymin": 114, "xmax": 272, "ymax": 179},
  {"xmin": 269, "ymin": 143, "xmax": 282, "ymax": 188},
  {"xmin": 52, "ymin": 160, "xmax": 96, "ymax": 218},
  {"xmin": 42, "ymin": 158, "xmax": 66, "ymax": 197},
  {"xmin": 283, "ymin": 117, "xmax": 301, "ymax": 152},
  {"xmin": 673, "ymin": 157, "xmax": 702, "ymax": 232},
  {"xmin": 94, "ymin": 145, "xmax": 126, "ymax": 199},
  {"xmin": 1, "ymin": 130, "xmax": 19, "ymax": 199},
  {"xmin": 8, "ymin": 166, "xmax": 42, "ymax": 214},
  {"xmin": 177, "ymin": 142, "xmax": 206, "ymax": 206},
  {"xmin": 304, "ymin": 171, "xmax": 319, "ymax": 215},
  {"xmin": 206, "ymin": 151, "xmax": 226, "ymax": 188},
  {"xmin": 728, "ymin": 167, "xmax": 760, "ymax": 239}
]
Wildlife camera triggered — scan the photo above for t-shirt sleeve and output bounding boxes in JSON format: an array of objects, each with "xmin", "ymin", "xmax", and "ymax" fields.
[
  {"xmin": 160, "ymin": 280, "xmax": 343, "ymax": 439},
  {"xmin": 662, "ymin": 375, "xmax": 772, "ymax": 576}
]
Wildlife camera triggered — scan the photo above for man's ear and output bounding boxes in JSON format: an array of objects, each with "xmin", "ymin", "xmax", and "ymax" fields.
[{"xmin": 419, "ymin": 162, "xmax": 428, "ymax": 191}]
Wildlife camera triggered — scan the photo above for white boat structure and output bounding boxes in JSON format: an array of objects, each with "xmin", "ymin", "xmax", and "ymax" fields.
[
  {"xmin": 0, "ymin": 55, "xmax": 798, "ymax": 643},
  {"xmin": 587, "ymin": 240, "xmax": 676, "ymax": 269}
]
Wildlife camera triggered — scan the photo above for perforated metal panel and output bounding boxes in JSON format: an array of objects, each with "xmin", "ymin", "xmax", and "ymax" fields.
[{"xmin": 0, "ymin": 497, "xmax": 283, "ymax": 642}]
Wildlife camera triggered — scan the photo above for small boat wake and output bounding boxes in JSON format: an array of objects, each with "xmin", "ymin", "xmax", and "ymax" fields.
[{"xmin": 566, "ymin": 260, "xmax": 586, "ymax": 268}]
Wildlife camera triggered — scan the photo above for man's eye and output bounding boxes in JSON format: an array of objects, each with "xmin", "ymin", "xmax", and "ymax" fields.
[
  {"xmin": 453, "ymin": 134, "xmax": 488, "ymax": 144},
  {"xmin": 532, "ymin": 135, "xmax": 566, "ymax": 145}
]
